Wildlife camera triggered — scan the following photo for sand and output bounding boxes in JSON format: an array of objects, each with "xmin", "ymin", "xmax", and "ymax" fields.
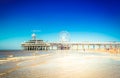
[{"xmin": 0, "ymin": 51, "xmax": 120, "ymax": 78}]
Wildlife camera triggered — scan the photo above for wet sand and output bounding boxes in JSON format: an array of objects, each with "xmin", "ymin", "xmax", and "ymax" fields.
[{"xmin": 0, "ymin": 51, "xmax": 120, "ymax": 78}]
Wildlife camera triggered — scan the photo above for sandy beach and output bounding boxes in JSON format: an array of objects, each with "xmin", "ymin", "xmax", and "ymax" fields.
[{"xmin": 0, "ymin": 51, "xmax": 120, "ymax": 78}]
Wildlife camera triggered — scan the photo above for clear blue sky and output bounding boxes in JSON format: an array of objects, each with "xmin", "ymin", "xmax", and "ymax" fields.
[{"xmin": 0, "ymin": 0, "xmax": 120, "ymax": 50}]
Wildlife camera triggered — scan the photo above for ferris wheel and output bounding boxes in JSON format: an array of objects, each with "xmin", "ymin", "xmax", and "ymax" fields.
[{"xmin": 59, "ymin": 31, "xmax": 70, "ymax": 42}]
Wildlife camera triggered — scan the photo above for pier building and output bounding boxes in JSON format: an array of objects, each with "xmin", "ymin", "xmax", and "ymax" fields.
[{"xmin": 21, "ymin": 33, "xmax": 50, "ymax": 51}]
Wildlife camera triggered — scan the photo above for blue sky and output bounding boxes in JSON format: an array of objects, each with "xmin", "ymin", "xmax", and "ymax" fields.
[{"xmin": 0, "ymin": 0, "xmax": 120, "ymax": 50}]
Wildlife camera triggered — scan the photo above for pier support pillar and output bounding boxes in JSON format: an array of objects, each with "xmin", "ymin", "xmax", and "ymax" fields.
[
  {"xmin": 82, "ymin": 44, "xmax": 85, "ymax": 51},
  {"xmin": 88, "ymin": 44, "xmax": 90, "ymax": 50},
  {"xmin": 77, "ymin": 44, "xmax": 78, "ymax": 50}
]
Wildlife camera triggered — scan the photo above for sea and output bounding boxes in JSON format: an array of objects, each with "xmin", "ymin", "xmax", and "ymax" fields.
[{"xmin": 0, "ymin": 50, "xmax": 51, "ymax": 59}]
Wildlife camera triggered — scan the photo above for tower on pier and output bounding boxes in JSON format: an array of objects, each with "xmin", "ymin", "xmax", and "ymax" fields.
[{"xmin": 32, "ymin": 33, "xmax": 36, "ymax": 40}]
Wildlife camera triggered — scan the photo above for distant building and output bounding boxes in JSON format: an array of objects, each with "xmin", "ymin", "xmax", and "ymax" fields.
[{"xmin": 21, "ymin": 33, "xmax": 50, "ymax": 51}]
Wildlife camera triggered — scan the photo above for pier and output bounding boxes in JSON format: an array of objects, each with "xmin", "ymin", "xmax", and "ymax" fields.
[
  {"xmin": 50, "ymin": 41, "xmax": 120, "ymax": 53},
  {"xmin": 21, "ymin": 32, "xmax": 120, "ymax": 54}
]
